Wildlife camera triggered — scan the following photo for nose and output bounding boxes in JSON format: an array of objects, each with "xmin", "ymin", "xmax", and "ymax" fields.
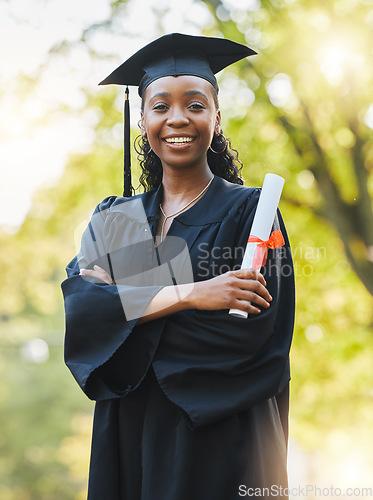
[{"xmin": 166, "ymin": 105, "xmax": 189, "ymax": 127}]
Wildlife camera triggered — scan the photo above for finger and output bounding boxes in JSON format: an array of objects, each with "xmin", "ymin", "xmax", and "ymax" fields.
[
  {"xmin": 236, "ymin": 290, "xmax": 271, "ymax": 309},
  {"xmin": 252, "ymin": 270, "xmax": 266, "ymax": 287},
  {"xmin": 93, "ymin": 265, "xmax": 114, "ymax": 284},
  {"xmin": 236, "ymin": 279, "xmax": 272, "ymax": 302},
  {"xmin": 79, "ymin": 268, "xmax": 92, "ymax": 275},
  {"xmin": 79, "ymin": 268, "xmax": 114, "ymax": 285},
  {"xmin": 80, "ymin": 268, "xmax": 103, "ymax": 277},
  {"xmin": 80, "ymin": 268, "xmax": 101, "ymax": 278},
  {"xmin": 232, "ymin": 299, "xmax": 261, "ymax": 315},
  {"xmin": 93, "ymin": 265, "xmax": 109, "ymax": 277},
  {"xmin": 234, "ymin": 268, "xmax": 266, "ymax": 287},
  {"xmin": 92, "ymin": 265, "xmax": 109, "ymax": 277}
]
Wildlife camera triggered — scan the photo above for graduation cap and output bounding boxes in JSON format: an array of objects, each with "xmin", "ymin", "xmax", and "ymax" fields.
[{"xmin": 98, "ymin": 33, "xmax": 257, "ymax": 197}]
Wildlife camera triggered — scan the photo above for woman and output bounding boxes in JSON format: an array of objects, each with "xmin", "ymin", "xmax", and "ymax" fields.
[{"xmin": 61, "ymin": 33, "xmax": 295, "ymax": 500}]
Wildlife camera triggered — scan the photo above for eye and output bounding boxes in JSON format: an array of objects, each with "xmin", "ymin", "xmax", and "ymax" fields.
[
  {"xmin": 189, "ymin": 102, "xmax": 205, "ymax": 110},
  {"xmin": 153, "ymin": 103, "xmax": 168, "ymax": 111}
]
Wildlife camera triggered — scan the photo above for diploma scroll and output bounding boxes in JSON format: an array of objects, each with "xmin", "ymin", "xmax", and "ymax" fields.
[{"xmin": 229, "ymin": 173, "xmax": 285, "ymax": 319}]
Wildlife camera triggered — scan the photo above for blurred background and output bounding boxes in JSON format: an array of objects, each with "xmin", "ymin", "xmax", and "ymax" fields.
[{"xmin": 1, "ymin": 0, "xmax": 373, "ymax": 498}]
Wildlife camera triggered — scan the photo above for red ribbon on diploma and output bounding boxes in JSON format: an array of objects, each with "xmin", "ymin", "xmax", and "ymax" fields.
[{"xmin": 247, "ymin": 229, "xmax": 285, "ymax": 269}]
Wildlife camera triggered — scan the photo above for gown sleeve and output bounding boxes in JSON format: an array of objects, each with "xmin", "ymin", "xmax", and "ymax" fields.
[
  {"xmin": 61, "ymin": 196, "xmax": 167, "ymax": 401},
  {"xmin": 151, "ymin": 190, "xmax": 295, "ymax": 430}
]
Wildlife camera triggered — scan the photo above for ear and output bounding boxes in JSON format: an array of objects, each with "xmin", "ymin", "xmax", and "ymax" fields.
[
  {"xmin": 214, "ymin": 109, "xmax": 222, "ymax": 135},
  {"xmin": 140, "ymin": 112, "xmax": 146, "ymax": 137}
]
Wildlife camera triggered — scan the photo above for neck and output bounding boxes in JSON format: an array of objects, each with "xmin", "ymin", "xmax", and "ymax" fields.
[{"xmin": 161, "ymin": 163, "xmax": 213, "ymax": 206}]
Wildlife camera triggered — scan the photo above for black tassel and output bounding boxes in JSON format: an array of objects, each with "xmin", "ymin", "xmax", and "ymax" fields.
[{"xmin": 123, "ymin": 86, "xmax": 132, "ymax": 197}]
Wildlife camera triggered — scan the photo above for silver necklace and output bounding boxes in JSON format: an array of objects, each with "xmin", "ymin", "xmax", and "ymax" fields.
[{"xmin": 159, "ymin": 177, "xmax": 214, "ymax": 242}]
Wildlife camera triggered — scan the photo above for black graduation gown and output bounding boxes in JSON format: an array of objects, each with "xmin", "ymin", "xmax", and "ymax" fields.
[{"xmin": 61, "ymin": 175, "xmax": 295, "ymax": 500}]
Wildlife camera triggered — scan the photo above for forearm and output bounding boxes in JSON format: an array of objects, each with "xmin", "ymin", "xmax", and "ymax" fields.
[
  {"xmin": 137, "ymin": 283, "xmax": 196, "ymax": 324},
  {"xmin": 81, "ymin": 266, "xmax": 271, "ymax": 325},
  {"xmin": 137, "ymin": 267, "xmax": 272, "ymax": 324}
]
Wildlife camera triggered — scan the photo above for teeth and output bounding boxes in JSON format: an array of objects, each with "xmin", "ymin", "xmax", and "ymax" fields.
[{"xmin": 164, "ymin": 137, "xmax": 193, "ymax": 144}]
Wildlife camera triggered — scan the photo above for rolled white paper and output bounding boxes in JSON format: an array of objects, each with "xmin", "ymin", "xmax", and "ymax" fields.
[{"xmin": 229, "ymin": 173, "xmax": 285, "ymax": 318}]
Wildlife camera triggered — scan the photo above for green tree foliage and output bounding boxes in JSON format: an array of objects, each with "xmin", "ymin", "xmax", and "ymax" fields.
[
  {"xmin": 201, "ymin": 0, "xmax": 373, "ymax": 295},
  {"xmin": 198, "ymin": 0, "xmax": 373, "ymax": 461}
]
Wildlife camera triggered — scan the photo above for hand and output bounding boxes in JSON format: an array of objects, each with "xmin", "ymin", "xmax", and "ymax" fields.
[
  {"xmin": 79, "ymin": 265, "xmax": 115, "ymax": 285},
  {"xmin": 190, "ymin": 269, "xmax": 272, "ymax": 315}
]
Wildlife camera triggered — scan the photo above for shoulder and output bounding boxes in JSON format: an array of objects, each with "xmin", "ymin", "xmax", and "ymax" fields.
[
  {"xmin": 214, "ymin": 176, "xmax": 260, "ymax": 202},
  {"xmin": 215, "ymin": 176, "xmax": 258, "ymax": 195},
  {"xmin": 92, "ymin": 189, "xmax": 157, "ymax": 221},
  {"xmin": 213, "ymin": 177, "xmax": 261, "ymax": 215},
  {"xmin": 93, "ymin": 195, "xmax": 118, "ymax": 215}
]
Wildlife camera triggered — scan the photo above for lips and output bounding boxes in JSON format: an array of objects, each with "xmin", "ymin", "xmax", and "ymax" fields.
[{"xmin": 162, "ymin": 136, "xmax": 195, "ymax": 144}]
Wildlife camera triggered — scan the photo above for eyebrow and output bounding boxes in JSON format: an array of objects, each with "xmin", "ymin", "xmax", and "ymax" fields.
[
  {"xmin": 184, "ymin": 90, "xmax": 208, "ymax": 99},
  {"xmin": 148, "ymin": 92, "xmax": 171, "ymax": 102},
  {"xmin": 148, "ymin": 90, "xmax": 208, "ymax": 102}
]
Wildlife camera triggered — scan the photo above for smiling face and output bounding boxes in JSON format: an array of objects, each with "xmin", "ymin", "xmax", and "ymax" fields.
[{"xmin": 141, "ymin": 75, "xmax": 221, "ymax": 172}]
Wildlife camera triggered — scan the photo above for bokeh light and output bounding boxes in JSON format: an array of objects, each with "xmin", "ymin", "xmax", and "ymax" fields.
[{"xmin": 20, "ymin": 338, "xmax": 49, "ymax": 363}]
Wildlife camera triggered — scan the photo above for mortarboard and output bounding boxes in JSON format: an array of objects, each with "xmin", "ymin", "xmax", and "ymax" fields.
[{"xmin": 98, "ymin": 33, "xmax": 257, "ymax": 197}]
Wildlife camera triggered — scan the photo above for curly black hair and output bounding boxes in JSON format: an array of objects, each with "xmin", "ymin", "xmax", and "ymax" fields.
[{"xmin": 137, "ymin": 88, "xmax": 244, "ymax": 191}]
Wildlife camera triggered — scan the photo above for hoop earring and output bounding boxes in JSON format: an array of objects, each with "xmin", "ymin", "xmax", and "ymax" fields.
[
  {"xmin": 134, "ymin": 134, "xmax": 152, "ymax": 155},
  {"xmin": 209, "ymin": 133, "xmax": 227, "ymax": 154}
]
